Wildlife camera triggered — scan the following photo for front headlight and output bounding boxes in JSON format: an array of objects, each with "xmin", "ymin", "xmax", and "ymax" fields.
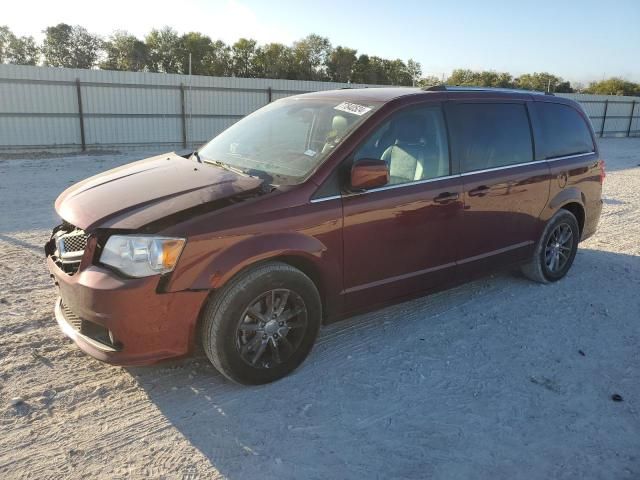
[{"xmin": 100, "ymin": 235, "xmax": 186, "ymax": 278}]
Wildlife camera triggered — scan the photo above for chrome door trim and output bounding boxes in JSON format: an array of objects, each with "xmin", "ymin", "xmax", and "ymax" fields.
[
  {"xmin": 457, "ymin": 241, "xmax": 534, "ymax": 265},
  {"xmin": 309, "ymin": 195, "xmax": 342, "ymax": 204},
  {"xmin": 460, "ymin": 161, "xmax": 543, "ymax": 177},
  {"xmin": 309, "ymin": 151, "xmax": 595, "ymax": 203},
  {"xmin": 460, "ymin": 151, "xmax": 595, "ymax": 177},
  {"xmin": 341, "ymin": 174, "xmax": 461, "ymax": 199}
]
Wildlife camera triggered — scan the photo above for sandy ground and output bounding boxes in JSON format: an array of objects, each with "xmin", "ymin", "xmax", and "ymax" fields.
[{"xmin": 0, "ymin": 139, "xmax": 639, "ymax": 479}]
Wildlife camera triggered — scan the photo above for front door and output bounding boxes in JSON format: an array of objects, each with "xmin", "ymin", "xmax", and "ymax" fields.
[{"xmin": 341, "ymin": 103, "xmax": 462, "ymax": 312}]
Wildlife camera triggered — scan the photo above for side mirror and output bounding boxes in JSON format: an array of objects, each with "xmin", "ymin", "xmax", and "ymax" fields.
[{"xmin": 350, "ymin": 159, "xmax": 389, "ymax": 190}]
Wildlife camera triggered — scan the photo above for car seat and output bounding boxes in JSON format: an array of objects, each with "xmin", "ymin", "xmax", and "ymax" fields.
[{"xmin": 381, "ymin": 114, "xmax": 426, "ymax": 184}]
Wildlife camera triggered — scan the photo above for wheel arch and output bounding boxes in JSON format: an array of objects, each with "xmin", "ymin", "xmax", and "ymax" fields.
[
  {"xmin": 544, "ymin": 187, "xmax": 586, "ymax": 236},
  {"xmin": 559, "ymin": 202, "xmax": 585, "ymax": 236},
  {"xmin": 205, "ymin": 253, "xmax": 328, "ymax": 313},
  {"xmin": 188, "ymin": 232, "xmax": 337, "ymax": 325},
  {"xmin": 190, "ymin": 248, "xmax": 331, "ymax": 353}
]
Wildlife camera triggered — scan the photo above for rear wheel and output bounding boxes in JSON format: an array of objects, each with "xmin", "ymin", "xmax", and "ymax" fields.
[
  {"xmin": 200, "ymin": 262, "xmax": 321, "ymax": 385},
  {"xmin": 521, "ymin": 209, "xmax": 580, "ymax": 283}
]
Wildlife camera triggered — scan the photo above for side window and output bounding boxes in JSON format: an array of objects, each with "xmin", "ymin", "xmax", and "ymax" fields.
[
  {"xmin": 447, "ymin": 103, "xmax": 533, "ymax": 172},
  {"xmin": 353, "ymin": 105, "xmax": 450, "ymax": 185},
  {"xmin": 531, "ymin": 102, "xmax": 595, "ymax": 160}
]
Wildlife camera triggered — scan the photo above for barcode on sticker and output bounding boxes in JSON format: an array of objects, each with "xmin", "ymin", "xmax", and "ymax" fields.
[{"xmin": 334, "ymin": 102, "xmax": 372, "ymax": 116}]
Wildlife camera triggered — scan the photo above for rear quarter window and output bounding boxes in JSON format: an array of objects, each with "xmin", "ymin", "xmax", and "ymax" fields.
[
  {"xmin": 446, "ymin": 103, "xmax": 533, "ymax": 173},
  {"xmin": 531, "ymin": 102, "xmax": 595, "ymax": 160}
]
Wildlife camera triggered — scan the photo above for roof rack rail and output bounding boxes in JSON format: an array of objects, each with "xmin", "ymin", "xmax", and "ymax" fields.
[
  {"xmin": 422, "ymin": 85, "xmax": 447, "ymax": 91},
  {"xmin": 421, "ymin": 85, "xmax": 554, "ymax": 96}
]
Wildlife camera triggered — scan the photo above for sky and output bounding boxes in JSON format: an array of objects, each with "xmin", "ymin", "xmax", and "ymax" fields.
[{"xmin": 3, "ymin": 0, "xmax": 639, "ymax": 84}]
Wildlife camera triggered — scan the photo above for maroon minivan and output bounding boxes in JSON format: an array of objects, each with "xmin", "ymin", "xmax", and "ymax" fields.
[{"xmin": 45, "ymin": 86, "xmax": 604, "ymax": 384}]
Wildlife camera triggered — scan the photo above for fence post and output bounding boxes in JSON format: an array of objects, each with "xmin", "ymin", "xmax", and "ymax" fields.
[
  {"xmin": 180, "ymin": 83, "xmax": 187, "ymax": 149},
  {"xmin": 600, "ymin": 99, "xmax": 609, "ymax": 138},
  {"xmin": 75, "ymin": 79, "xmax": 86, "ymax": 151},
  {"xmin": 627, "ymin": 100, "xmax": 636, "ymax": 137},
  {"xmin": 267, "ymin": 87, "xmax": 272, "ymax": 103}
]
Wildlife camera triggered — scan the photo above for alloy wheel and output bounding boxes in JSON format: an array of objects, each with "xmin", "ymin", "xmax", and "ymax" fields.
[
  {"xmin": 235, "ymin": 289, "xmax": 308, "ymax": 369},
  {"xmin": 544, "ymin": 223, "xmax": 574, "ymax": 273}
]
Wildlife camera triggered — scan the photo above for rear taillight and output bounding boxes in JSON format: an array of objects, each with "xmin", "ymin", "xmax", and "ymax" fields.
[{"xmin": 599, "ymin": 160, "xmax": 606, "ymax": 184}]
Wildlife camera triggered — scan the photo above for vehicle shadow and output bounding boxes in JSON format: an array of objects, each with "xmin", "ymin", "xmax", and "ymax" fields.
[{"xmin": 129, "ymin": 248, "xmax": 640, "ymax": 479}]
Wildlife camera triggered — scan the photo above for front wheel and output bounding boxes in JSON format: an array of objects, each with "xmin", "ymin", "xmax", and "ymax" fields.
[
  {"xmin": 200, "ymin": 262, "xmax": 321, "ymax": 385},
  {"xmin": 521, "ymin": 209, "xmax": 580, "ymax": 283}
]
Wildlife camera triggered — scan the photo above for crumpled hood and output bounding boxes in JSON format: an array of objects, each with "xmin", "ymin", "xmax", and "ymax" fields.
[{"xmin": 55, "ymin": 152, "xmax": 263, "ymax": 231}]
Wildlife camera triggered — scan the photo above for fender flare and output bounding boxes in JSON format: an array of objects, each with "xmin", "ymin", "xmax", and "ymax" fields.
[
  {"xmin": 191, "ymin": 232, "xmax": 330, "ymax": 291},
  {"xmin": 541, "ymin": 187, "xmax": 585, "ymax": 223}
]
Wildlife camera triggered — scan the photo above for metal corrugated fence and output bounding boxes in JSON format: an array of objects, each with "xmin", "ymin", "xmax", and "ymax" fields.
[
  {"xmin": 556, "ymin": 93, "xmax": 640, "ymax": 137},
  {"xmin": 0, "ymin": 65, "xmax": 376, "ymax": 151},
  {"xmin": 1, "ymin": 65, "xmax": 639, "ymax": 152}
]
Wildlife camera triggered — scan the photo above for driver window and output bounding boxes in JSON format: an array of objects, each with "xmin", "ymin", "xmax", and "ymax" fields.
[{"xmin": 353, "ymin": 105, "xmax": 450, "ymax": 185}]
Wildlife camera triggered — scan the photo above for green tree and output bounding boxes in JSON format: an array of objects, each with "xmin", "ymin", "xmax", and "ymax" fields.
[
  {"xmin": 145, "ymin": 27, "xmax": 182, "ymax": 73},
  {"xmin": 446, "ymin": 69, "xmax": 514, "ymax": 88},
  {"xmin": 417, "ymin": 75, "xmax": 443, "ymax": 88},
  {"xmin": 208, "ymin": 40, "xmax": 232, "ymax": 76},
  {"xmin": 585, "ymin": 77, "xmax": 640, "ymax": 96},
  {"xmin": 515, "ymin": 72, "xmax": 569, "ymax": 92},
  {"xmin": 7, "ymin": 35, "xmax": 39, "ymax": 65},
  {"xmin": 446, "ymin": 69, "xmax": 478, "ymax": 86},
  {"xmin": 101, "ymin": 31, "xmax": 148, "ymax": 71},
  {"xmin": 406, "ymin": 59, "xmax": 422, "ymax": 86},
  {"xmin": 555, "ymin": 81, "xmax": 573, "ymax": 93},
  {"xmin": 0, "ymin": 26, "xmax": 38, "ymax": 65},
  {"xmin": 231, "ymin": 38, "xmax": 259, "ymax": 77},
  {"xmin": 292, "ymin": 34, "xmax": 331, "ymax": 80},
  {"xmin": 326, "ymin": 46, "xmax": 357, "ymax": 83},
  {"xmin": 350, "ymin": 54, "xmax": 370, "ymax": 83},
  {"xmin": 480, "ymin": 71, "xmax": 514, "ymax": 88},
  {"xmin": 0, "ymin": 26, "xmax": 12, "ymax": 62},
  {"xmin": 384, "ymin": 59, "xmax": 412, "ymax": 86},
  {"xmin": 179, "ymin": 32, "xmax": 213, "ymax": 75},
  {"xmin": 351, "ymin": 54, "xmax": 391, "ymax": 84},
  {"xmin": 254, "ymin": 43, "xmax": 294, "ymax": 79},
  {"xmin": 42, "ymin": 23, "xmax": 101, "ymax": 68}
]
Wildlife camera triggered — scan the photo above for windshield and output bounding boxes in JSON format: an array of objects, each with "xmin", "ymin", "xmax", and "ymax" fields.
[{"xmin": 198, "ymin": 97, "xmax": 379, "ymax": 184}]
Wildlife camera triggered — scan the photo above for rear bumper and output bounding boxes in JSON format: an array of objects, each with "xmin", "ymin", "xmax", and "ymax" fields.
[
  {"xmin": 581, "ymin": 198, "xmax": 603, "ymax": 242},
  {"xmin": 47, "ymin": 256, "xmax": 208, "ymax": 366}
]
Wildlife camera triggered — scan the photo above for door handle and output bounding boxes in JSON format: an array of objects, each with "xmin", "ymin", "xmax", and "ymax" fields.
[
  {"xmin": 468, "ymin": 185, "xmax": 490, "ymax": 197},
  {"xmin": 433, "ymin": 192, "xmax": 459, "ymax": 204}
]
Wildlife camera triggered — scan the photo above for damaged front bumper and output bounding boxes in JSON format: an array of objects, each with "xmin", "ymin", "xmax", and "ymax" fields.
[{"xmin": 46, "ymin": 248, "xmax": 208, "ymax": 366}]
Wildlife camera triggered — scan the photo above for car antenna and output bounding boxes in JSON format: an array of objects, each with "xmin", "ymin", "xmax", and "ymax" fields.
[{"xmin": 193, "ymin": 150, "xmax": 202, "ymax": 163}]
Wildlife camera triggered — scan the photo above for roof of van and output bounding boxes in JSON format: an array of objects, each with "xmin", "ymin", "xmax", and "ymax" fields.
[{"xmin": 298, "ymin": 85, "xmax": 559, "ymax": 103}]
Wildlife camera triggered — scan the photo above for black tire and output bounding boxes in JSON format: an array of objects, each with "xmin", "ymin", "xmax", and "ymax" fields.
[
  {"xmin": 521, "ymin": 209, "xmax": 580, "ymax": 283},
  {"xmin": 200, "ymin": 261, "xmax": 321, "ymax": 385}
]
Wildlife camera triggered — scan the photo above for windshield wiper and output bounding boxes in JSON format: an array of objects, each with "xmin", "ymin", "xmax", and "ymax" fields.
[{"xmin": 203, "ymin": 159, "xmax": 251, "ymax": 177}]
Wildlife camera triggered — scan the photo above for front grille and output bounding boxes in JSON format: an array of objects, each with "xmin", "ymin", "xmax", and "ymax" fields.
[
  {"xmin": 60, "ymin": 232, "xmax": 88, "ymax": 253},
  {"xmin": 48, "ymin": 226, "xmax": 89, "ymax": 275}
]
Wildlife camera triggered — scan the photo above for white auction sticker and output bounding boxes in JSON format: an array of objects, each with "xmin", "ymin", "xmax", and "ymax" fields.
[{"xmin": 334, "ymin": 101, "xmax": 372, "ymax": 116}]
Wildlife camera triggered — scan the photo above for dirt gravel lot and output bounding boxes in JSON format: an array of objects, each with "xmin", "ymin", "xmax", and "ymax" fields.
[{"xmin": 1, "ymin": 138, "xmax": 639, "ymax": 479}]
